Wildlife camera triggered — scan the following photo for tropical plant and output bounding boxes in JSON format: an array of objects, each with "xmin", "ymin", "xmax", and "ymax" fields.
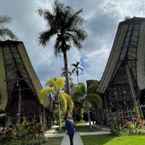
[
  {"xmin": 72, "ymin": 82, "xmax": 86, "ymax": 102},
  {"xmin": 72, "ymin": 61, "xmax": 83, "ymax": 83},
  {"xmin": 87, "ymin": 80, "xmax": 99, "ymax": 94},
  {"xmin": 0, "ymin": 16, "xmax": 17, "ymax": 40},
  {"xmin": 86, "ymin": 80, "xmax": 102, "ymax": 108},
  {"xmin": 39, "ymin": 77, "xmax": 74, "ymax": 129},
  {"xmin": 85, "ymin": 93, "xmax": 102, "ymax": 109},
  {"xmin": 0, "ymin": 121, "xmax": 45, "ymax": 145},
  {"xmin": 38, "ymin": 1, "xmax": 87, "ymax": 94},
  {"xmin": 84, "ymin": 80, "xmax": 102, "ymax": 128},
  {"xmin": 85, "ymin": 93, "xmax": 102, "ymax": 127},
  {"xmin": 83, "ymin": 101, "xmax": 92, "ymax": 126},
  {"xmin": 72, "ymin": 83, "xmax": 86, "ymax": 121}
]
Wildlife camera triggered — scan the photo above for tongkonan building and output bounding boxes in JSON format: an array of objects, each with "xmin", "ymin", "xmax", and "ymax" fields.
[
  {"xmin": 0, "ymin": 40, "xmax": 45, "ymax": 124},
  {"xmin": 98, "ymin": 17, "xmax": 145, "ymax": 124}
]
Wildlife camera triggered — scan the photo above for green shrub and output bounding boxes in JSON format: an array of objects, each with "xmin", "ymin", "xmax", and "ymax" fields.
[
  {"xmin": 111, "ymin": 117, "xmax": 145, "ymax": 136},
  {"xmin": 0, "ymin": 119, "xmax": 45, "ymax": 145}
]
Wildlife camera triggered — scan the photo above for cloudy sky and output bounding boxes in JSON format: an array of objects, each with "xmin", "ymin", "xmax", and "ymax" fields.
[{"xmin": 0, "ymin": 0, "xmax": 145, "ymax": 85}]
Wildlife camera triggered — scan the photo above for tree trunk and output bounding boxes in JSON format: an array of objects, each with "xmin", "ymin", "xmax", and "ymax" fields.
[
  {"xmin": 76, "ymin": 72, "xmax": 79, "ymax": 83},
  {"xmin": 43, "ymin": 108, "xmax": 46, "ymax": 130},
  {"xmin": 88, "ymin": 111, "xmax": 92, "ymax": 128},
  {"xmin": 39, "ymin": 107, "xmax": 43, "ymax": 126},
  {"xmin": 58, "ymin": 96, "xmax": 61, "ymax": 130},
  {"xmin": 63, "ymin": 51, "xmax": 70, "ymax": 94}
]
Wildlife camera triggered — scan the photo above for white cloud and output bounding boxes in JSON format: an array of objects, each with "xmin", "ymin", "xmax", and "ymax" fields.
[
  {"xmin": 0, "ymin": 0, "xmax": 145, "ymax": 84},
  {"xmin": 104, "ymin": 0, "xmax": 145, "ymax": 18}
]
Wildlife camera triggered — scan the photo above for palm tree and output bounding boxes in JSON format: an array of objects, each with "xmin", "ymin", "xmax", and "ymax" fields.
[
  {"xmin": 39, "ymin": 77, "xmax": 74, "ymax": 129},
  {"xmin": 38, "ymin": 1, "xmax": 87, "ymax": 94},
  {"xmin": 0, "ymin": 16, "xmax": 17, "ymax": 40},
  {"xmin": 72, "ymin": 61, "xmax": 83, "ymax": 83}
]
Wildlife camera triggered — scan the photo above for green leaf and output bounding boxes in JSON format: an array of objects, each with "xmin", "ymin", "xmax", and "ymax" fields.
[
  {"xmin": 38, "ymin": 87, "xmax": 54, "ymax": 108},
  {"xmin": 86, "ymin": 93, "xmax": 102, "ymax": 108},
  {"xmin": 46, "ymin": 77, "xmax": 65, "ymax": 90}
]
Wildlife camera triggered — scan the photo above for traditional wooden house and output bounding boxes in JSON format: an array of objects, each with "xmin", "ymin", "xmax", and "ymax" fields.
[
  {"xmin": 98, "ymin": 17, "xmax": 145, "ymax": 125},
  {"xmin": 0, "ymin": 40, "xmax": 44, "ymax": 123}
]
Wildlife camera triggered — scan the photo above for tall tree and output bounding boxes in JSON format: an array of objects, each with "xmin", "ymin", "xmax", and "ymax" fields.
[
  {"xmin": 72, "ymin": 61, "xmax": 83, "ymax": 83},
  {"xmin": 38, "ymin": 1, "xmax": 87, "ymax": 94},
  {"xmin": 0, "ymin": 16, "xmax": 17, "ymax": 40}
]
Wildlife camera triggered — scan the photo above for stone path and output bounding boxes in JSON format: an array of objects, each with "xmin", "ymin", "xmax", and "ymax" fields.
[{"xmin": 61, "ymin": 132, "xmax": 84, "ymax": 145}]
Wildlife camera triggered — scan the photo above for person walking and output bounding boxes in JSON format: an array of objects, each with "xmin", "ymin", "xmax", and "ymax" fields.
[{"xmin": 65, "ymin": 115, "xmax": 76, "ymax": 145}]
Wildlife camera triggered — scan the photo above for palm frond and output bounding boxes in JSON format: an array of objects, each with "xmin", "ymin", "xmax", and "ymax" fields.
[
  {"xmin": 66, "ymin": 28, "xmax": 87, "ymax": 48},
  {"xmin": 66, "ymin": 32, "xmax": 82, "ymax": 48},
  {"xmin": 0, "ymin": 16, "xmax": 11, "ymax": 24},
  {"xmin": 46, "ymin": 77, "xmax": 65, "ymax": 90},
  {"xmin": 0, "ymin": 28, "xmax": 17, "ymax": 40},
  {"xmin": 55, "ymin": 77, "xmax": 65, "ymax": 89},
  {"xmin": 39, "ymin": 29, "xmax": 55, "ymax": 46},
  {"xmin": 59, "ymin": 92, "xmax": 68, "ymax": 112},
  {"xmin": 64, "ymin": 9, "xmax": 83, "ymax": 30},
  {"xmin": 72, "ymin": 63, "xmax": 77, "ymax": 67},
  {"xmin": 38, "ymin": 9, "xmax": 55, "ymax": 28},
  {"xmin": 73, "ymin": 83, "xmax": 86, "ymax": 97},
  {"xmin": 73, "ymin": 28, "xmax": 87, "ymax": 41},
  {"xmin": 76, "ymin": 61, "xmax": 79, "ymax": 66},
  {"xmin": 86, "ymin": 93, "xmax": 102, "ymax": 108},
  {"xmin": 78, "ymin": 67, "xmax": 83, "ymax": 71},
  {"xmin": 38, "ymin": 87, "xmax": 53, "ymax": 108},
  {"xmin": 72, "ymin": 68, "xmax": 75, "ymax": 73},
  {"xmin": 54, "ymin": 1, "xmax": 66, "ymax": 30},
  {"xmin": 59, "ymin": 92, "xmax": 74, "ymax": 113}
]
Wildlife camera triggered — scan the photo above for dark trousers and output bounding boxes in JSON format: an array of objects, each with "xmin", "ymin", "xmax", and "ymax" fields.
[{"xmin": 68, "ymin": 134, "xmax": 74, "ymax": 145}]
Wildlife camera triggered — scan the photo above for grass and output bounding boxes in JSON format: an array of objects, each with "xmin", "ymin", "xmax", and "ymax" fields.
[
  {"xmin": 82, "ymin": 135, "xmax": 114, "ymax": 145},
  {"xmin": 82, "ymin": 135, "xmax": 145, "ymax": 145},
  {"xmin": 45, "ymin": 134, "xmax": 145, "ymax": 145},
  {"xmin": 47, "ymin": 123, "xmax": 145, "ymax": 145},
  {"xmin": 2, "ymin": 134, "xmax": 145, "ymax": 145}
]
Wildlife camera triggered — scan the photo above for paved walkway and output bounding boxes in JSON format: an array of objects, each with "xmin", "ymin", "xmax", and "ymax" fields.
[
  {"xmin": 45, "ymin": 125, "xmax": 111, "ymax": 145},
  {"xmin": 45, "ymin": 124, "xmax": 111, "ymax": 138},
  {"xmin": 61, "ymin": 132, "xmax": 84, "ymax": 145},
  {"xmin": 44, "ymin": 131, "xmax": 110, "ymax": 138}
]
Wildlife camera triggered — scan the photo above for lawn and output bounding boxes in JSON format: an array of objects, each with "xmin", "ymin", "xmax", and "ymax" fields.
[
  {"xmin": 2, "ymin": 135, "xmax": 145, "ymax": 145},
  {"xmin": 82, "ymin": 135, "xmax": 145, "ymax": 145},
  {"xmin": 43, "ymin": 134, "xmax": 145, "ymax": 145}
]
